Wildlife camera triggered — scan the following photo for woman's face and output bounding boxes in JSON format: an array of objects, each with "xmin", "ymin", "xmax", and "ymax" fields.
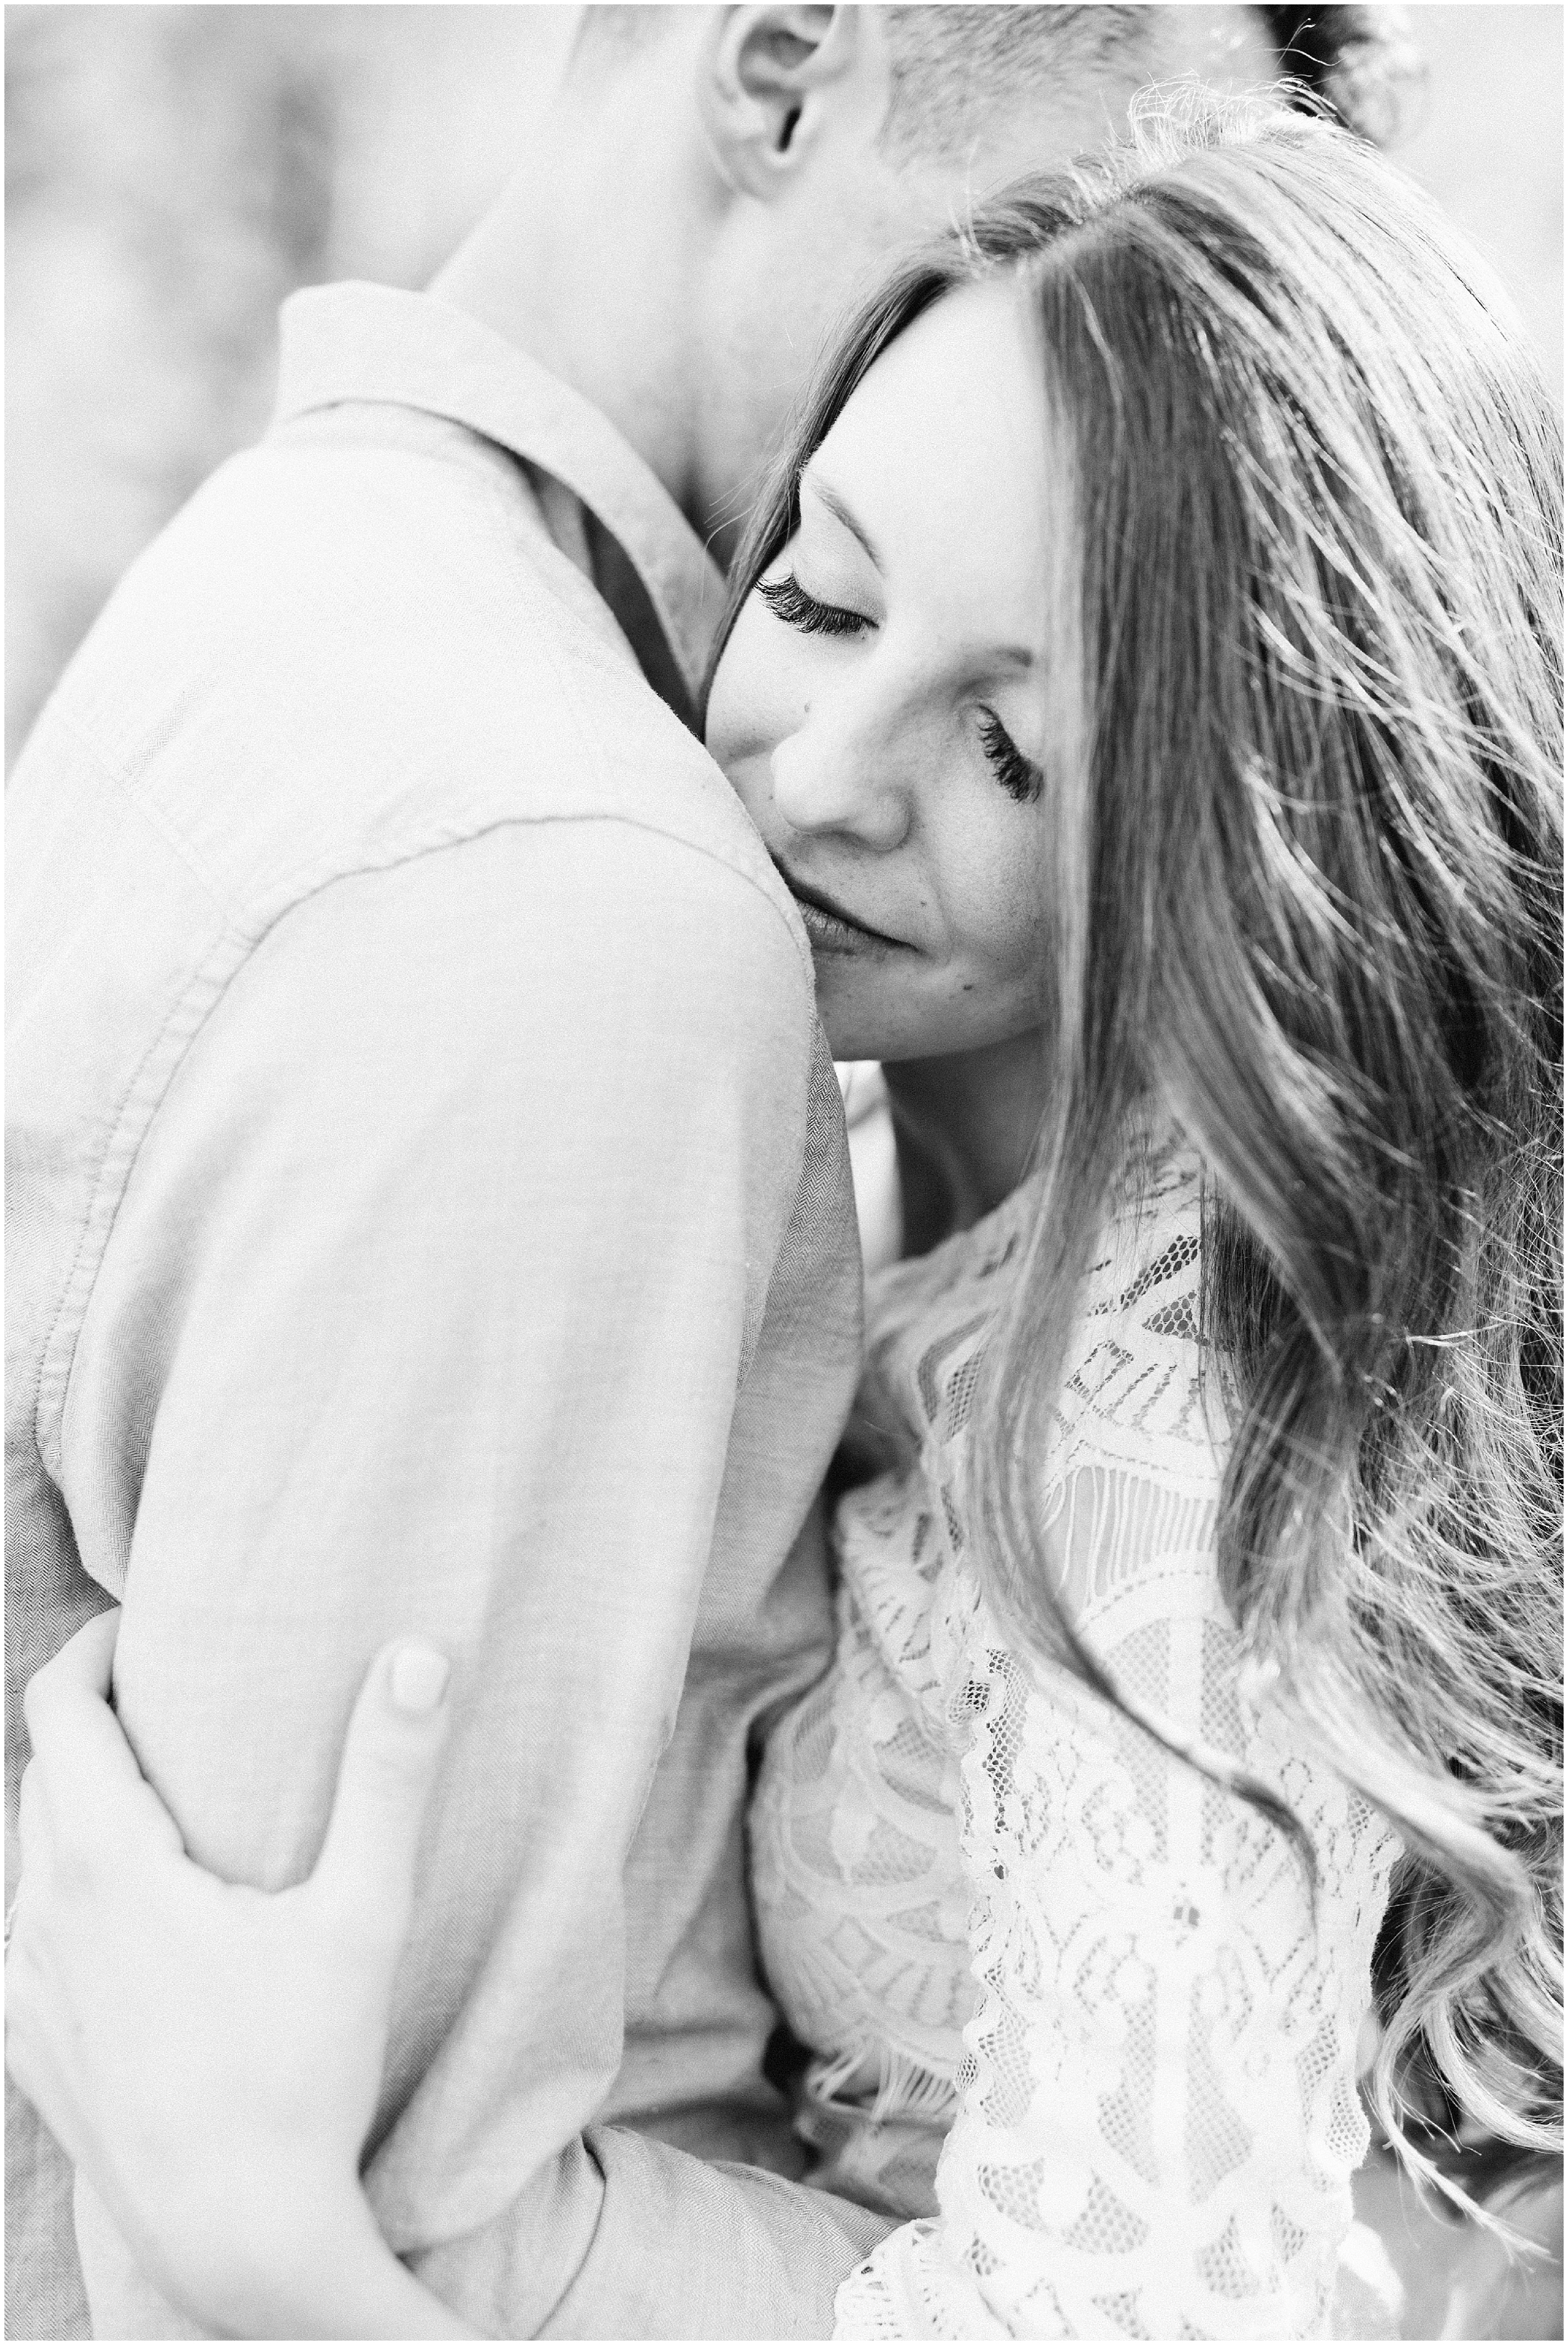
[{"xmin": 706, "ymin": 278, "xmax": 1069, "ymax": 1065}]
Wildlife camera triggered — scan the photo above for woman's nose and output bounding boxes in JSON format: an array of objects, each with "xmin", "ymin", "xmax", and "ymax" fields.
[{"xmin": 769, "ymin": 710, "xmax": 911, "ymax": 852}]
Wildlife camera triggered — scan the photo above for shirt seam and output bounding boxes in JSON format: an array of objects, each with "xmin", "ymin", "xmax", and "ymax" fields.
[
  {"xmin": 270, "ymin": 287, "xmax": 724, "ymax": 703},
  {"xmin": 34, "ymin": 814, "xmax": 813, "ymax": 1487},
  {"xmin": 53, "ymin": 705, "xmax": 249, "ymax": 927},
  {"xmin": 74, "ymin": 423, "xmax": 805, "ymax": 977},
  {"xmin": 410, "ymin": 422, "xmax": 818, "ymax": 994},
  {"xmin": 255, "ymin": 420, "xmax": 742, "ymax": 905},
  {"xmin": 42, "ymin": 671, "xmax": 813, "ymax": 983}
]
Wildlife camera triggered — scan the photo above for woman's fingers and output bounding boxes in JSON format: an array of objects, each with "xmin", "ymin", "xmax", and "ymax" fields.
[
  {"xmin": 309, "ymin": 1642, "xmax": 451, "ymax": 1948},
  {"xmin": 4, "ymin": 1926, "xmax": 88, "ymax": 2166},
  {"xmin": 20, "ymin": 1609, "xmax": 183, "ymax": 1869},
  {"xmin": 21, "ymin": 1605, "xmax": 119, "ymax": 1723},
  {"xmin": 9, "ymin": 1629, "xmax": 455, "ymax": 2340}
]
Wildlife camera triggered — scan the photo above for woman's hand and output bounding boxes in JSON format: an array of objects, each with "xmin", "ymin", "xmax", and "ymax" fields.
[{"xmin": 6, "ymin": 1611, "xmax": 475, "ymax": 2339}]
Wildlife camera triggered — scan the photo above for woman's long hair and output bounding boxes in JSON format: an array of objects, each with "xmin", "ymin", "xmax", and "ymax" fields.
[{"xmin": 706, "ymin": 92, "xmax": 1562, "ymax": 2206}]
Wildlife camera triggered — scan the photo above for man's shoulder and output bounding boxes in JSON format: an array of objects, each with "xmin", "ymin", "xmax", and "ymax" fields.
[{"xmin": 17, "ymin": 423, "xmax": 798, "ymax": 962}]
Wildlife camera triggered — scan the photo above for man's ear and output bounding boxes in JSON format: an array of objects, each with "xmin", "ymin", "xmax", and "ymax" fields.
[{"xmin": 697, "ymin": 6, "xmax": 868, "ymax": 199}]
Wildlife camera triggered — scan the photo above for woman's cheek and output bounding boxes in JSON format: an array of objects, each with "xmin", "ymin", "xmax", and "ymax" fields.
[
  {"xmin": 939, "ymin": 795, "xmax": 1040, "ymax": 979},
  {"xmin": 706, "ymin": 609, "xmax": 805, "ymax": 816},
  {"xmin": 702, "ymin": 624, "xmax": 756, "ymax": 780}
]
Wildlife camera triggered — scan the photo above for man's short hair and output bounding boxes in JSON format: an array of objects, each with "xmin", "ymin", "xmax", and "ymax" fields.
[
  {"xmin": 570, "ymin": 5, "xmax": 1422, "ymax": 154},
  {"xmin": 877, "ymin": 4, "xmax": 1421, "ymax": 157},
  {"xmin": 877, "ymin": 6, "xmax": 1155, "ymax": 160}
]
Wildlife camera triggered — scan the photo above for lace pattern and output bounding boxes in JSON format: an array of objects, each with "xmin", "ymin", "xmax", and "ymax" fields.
[{"xmin": 750, "ymin": 1138, "xmax": 1400, "ymax": 2336}]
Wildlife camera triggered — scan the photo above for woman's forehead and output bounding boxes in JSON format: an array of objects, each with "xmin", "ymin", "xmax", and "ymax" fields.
[{"xmin": 808, "ymin": 280, "xmax": 1065, "ymax": 666}]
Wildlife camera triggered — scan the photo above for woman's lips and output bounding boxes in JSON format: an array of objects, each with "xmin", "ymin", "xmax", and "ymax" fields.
[{"xmin": 776, "ymin": 864, "xmax": 910, "ymax": 954}]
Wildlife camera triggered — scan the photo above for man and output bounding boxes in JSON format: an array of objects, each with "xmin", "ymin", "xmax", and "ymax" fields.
[{"xmin": 6, "ymin": 8, "xmax": 1407, "ymax": 2336}]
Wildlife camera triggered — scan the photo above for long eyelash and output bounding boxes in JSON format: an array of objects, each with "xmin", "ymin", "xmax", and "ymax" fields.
[
  {"xmin": 756, "ymin": 572, "xmax": 868, "ymax": 639},
  {"xmin": 979, "ymin": 711, "xmax": 1044, "ymax": 806}
]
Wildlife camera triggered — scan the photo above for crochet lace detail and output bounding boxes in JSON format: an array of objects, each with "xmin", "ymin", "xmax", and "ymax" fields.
[{"xmin": 750, "ymin": 1140, "xmax": 1400, "ymax": 2337}]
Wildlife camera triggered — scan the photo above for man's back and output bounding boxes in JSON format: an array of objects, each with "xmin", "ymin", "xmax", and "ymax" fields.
[{"xmin": 7, "ymin": 287, "xmax": 878, "ymax": 2339}]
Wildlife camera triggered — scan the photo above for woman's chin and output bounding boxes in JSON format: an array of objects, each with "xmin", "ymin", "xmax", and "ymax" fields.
[
  {"xmin": 817, "ymin": 981, "xmax": 988, "ymax": 1066},
  {"xmin": 817, "ymin": 989, "xmax": 950, "ymax": 1064},
  {"xmin": 813, "ymin": 973, "xmax": 882, "ymax": 1065},
  {"xmin": 817, "ymin": 997, "xmax": 902, "ymax": 1065},
  {"xmin": 811, "ymin": 946, "xmax": 976, "ymax": 1066},
  {"xmin": 821, "ymin": 1023, "xmax": 882, "ymax": 1063}
]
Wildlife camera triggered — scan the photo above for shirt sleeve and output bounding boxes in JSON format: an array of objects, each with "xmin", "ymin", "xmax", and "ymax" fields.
[
  {"xmin": 58, "ymin": 816, "xmax": 890, "ymax": 2339},
  {"xmin": 834, "ymin": 1445, "xmax": 1372, "ymax": 2336}
]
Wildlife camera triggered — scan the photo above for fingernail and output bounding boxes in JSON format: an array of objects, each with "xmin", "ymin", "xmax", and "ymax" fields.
[{"xmin": 389, "ymin": 1646, "xmax": 450, "ymax": 1716}]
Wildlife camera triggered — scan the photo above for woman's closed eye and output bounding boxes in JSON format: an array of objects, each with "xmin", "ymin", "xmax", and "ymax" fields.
[
  {"xmin": 978, "ymin": 711, "xmax": 1043, "ymax": 806},
  {"xmin": 757, "ymin": 572, "xmax": 869, "ymax": 639},
  {"xmin": 756, "ymin": 572, "xmax": 1041, "ymax": 807}
]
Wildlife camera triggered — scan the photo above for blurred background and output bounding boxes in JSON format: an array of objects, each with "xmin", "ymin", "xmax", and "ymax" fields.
[{"xmin": 5, "ymin": 3, "xmax": 1563, "ymax": 771}]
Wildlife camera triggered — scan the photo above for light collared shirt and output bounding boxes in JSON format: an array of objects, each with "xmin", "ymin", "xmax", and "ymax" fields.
[{"xmin": 6, "ymin": 283, "xmax": 888, "ymax": 2338}]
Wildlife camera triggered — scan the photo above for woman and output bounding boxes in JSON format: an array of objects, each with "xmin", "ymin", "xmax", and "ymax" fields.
[{"xmin": 9, "ymin": 93, "xmax": 1561, "ymax": 2340}]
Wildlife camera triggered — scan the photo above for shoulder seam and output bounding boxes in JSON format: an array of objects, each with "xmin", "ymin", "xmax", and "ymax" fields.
[
  {"xmin": 54, "ymin": 706, "xmax": 244, "ymax": 924},
  {"xmin": 460, "ymin": 439, "xmax": 818, "ymax": 991},
  {"xmin": 253, "ymin": 811, "xmax": 813, "ymax": 986},
  {"xmin": 45, "ymin": 689, "xmax": 812, "ymax": 979},
  {"xmin": 33, "ymin": 813, "xmax": 810, "ymax": 1486},
  {"xmin": 50, "ymin": 442, "xmax": 813, "ymax": 986}
]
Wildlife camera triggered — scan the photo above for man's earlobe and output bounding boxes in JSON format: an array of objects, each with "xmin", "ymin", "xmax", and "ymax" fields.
[{"xmin": 698, "ymin": 5, "xmax": 861, "ymax": 199}]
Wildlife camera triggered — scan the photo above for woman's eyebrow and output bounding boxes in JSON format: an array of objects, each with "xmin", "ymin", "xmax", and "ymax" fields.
[
  {"xmin": 802, "ymin": 469, "xmax": 882, "ymax": 572},
  {"xmin": 799, "ymin": 464, "xmax": 1037, "ymax": 674}
]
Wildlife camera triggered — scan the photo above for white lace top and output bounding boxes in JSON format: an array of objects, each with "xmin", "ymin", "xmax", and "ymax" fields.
[{"xmin": 750, "ymin": 1138, "xmax": 1401, "ymax": 2339}]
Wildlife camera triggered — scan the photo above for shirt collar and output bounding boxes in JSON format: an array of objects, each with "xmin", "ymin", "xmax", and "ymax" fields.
[{"xmin": 272, "ymin": 281, "xmax": 727, "ymax": 710}]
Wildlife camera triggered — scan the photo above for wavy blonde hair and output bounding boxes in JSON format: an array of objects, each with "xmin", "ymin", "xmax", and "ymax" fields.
[{"xmin": 710, "ymin": 92, "xmax": 1562, "ymax": 2209}]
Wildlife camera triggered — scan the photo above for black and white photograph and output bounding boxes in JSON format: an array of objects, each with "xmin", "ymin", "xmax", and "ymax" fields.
[{"xmin": 5, "ymin": 6, "xmax": 1563, "ymax": 2339}]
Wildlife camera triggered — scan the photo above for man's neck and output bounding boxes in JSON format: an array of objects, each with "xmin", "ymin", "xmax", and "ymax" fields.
[
  {"xmin": 883, "ymin": 1030, "xmax": 1049, "ymax": 1258},
  {"xmin": 428, "ymin": 51, "xmax": 712, "ymax": 548}
]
